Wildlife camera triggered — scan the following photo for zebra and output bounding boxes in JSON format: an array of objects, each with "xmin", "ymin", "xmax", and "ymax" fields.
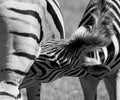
[
  {"xmin": 19, "ymin": 0, "xmax": 114, "ymax": 99},
  {"xmin": 77, "ymin": 0, "xmax": 120, "ymax": 100},
  {"xmin": 0, "ymin": 0, "xmax": 65, "ymax": 100}
]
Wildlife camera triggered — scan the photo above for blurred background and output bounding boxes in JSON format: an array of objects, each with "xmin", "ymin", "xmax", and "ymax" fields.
[{"xmin": 41, "ymin": 0, "xmax": 109, "ymax": 100}]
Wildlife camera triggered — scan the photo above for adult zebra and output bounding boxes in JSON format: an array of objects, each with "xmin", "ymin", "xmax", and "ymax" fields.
[
  {"xmin": 19, "ymin": 0, "xmax": 114, "ymax": 100},
  {"xmin": 0, "ymin": 0, "xmax": 65, "ymax": 100},
  {"xmin": 77, "ymin": 0, "xmax": 120, "ymax": 100}
]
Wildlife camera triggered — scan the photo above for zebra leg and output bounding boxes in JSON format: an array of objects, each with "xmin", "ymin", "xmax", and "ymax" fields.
[
  {"xmin": 79, "ymin": 76, "xmax": 99, "ymax": 100},
  {"xmin": 26, "ymin": 83, "xmax": 41, "ymax": 100},
  {"xmin": 104, "ymin": 74, "xmax": 116, "ymax": 100}
]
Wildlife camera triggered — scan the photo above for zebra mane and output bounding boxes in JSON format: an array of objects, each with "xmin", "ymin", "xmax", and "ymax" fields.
[{"xmin": 41, "ymin": 31, "xmax": 110, "ymax": 58}]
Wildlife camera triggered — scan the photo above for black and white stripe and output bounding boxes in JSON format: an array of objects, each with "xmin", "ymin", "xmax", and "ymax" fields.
[
  {"xmin": 18, "ymin": 0, "xmax": 115, "ymax": 100},
  {"xmin": 78, "ymin": 0, "xmax": 120, "ymax": 100},
  {"xmin": 79, "ymin": 0, "xmax": 120, "ymax": 68},
  {"xmin": 20, "ymin": 36, "xmax": 111, "ymax": 88},
  {"xmin": 0, "ymin": 0, "xmax": 65, "ymax": 100},
  {"xmin": 19, "ymin": 11, "xmax": 113, "ymax": 90}
]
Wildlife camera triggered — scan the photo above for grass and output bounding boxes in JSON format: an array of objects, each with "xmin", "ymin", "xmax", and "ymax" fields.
[{"xmin": 41, "ymin": 0, "xmax": 109, "ymax": 100}]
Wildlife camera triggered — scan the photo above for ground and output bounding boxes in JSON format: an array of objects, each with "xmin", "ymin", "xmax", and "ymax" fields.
[{"xmin": 41, "ymin": 0, "xmax": 109, "ymax": 100}]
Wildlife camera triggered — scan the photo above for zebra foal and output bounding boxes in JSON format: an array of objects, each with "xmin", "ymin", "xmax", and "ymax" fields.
[
  {"xmin": 0, "ymin": 0, "xmax": 65, "ymax": 100},
  {"xmin": 78, "ymin": 0, "xmax": 120, "ymax": 100},
  {"xmin": 20, "ymin": 1, "xmax": 114, "ymax": 99}
]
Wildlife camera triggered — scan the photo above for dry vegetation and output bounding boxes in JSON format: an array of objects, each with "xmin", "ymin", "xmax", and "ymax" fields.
[{"xmin": 41, "ymin": 0, "xmax": 109, "ymax": 100}]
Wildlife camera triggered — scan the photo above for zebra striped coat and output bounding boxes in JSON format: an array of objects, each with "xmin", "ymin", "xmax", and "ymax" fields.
[
  {"xmin": 78, "ymin": 0, "xmax": 120, "ymax": 100},
  {"xmin": 0, "ymin": 0, "xmax": 113, "ymax": 100},
  {"xmin": 0, "ymin": 0, "xmax": 65, "ymax": 100},
  {"xmin": 19, "ymin": 0, "xmax": 114, "ymax": 100}
]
